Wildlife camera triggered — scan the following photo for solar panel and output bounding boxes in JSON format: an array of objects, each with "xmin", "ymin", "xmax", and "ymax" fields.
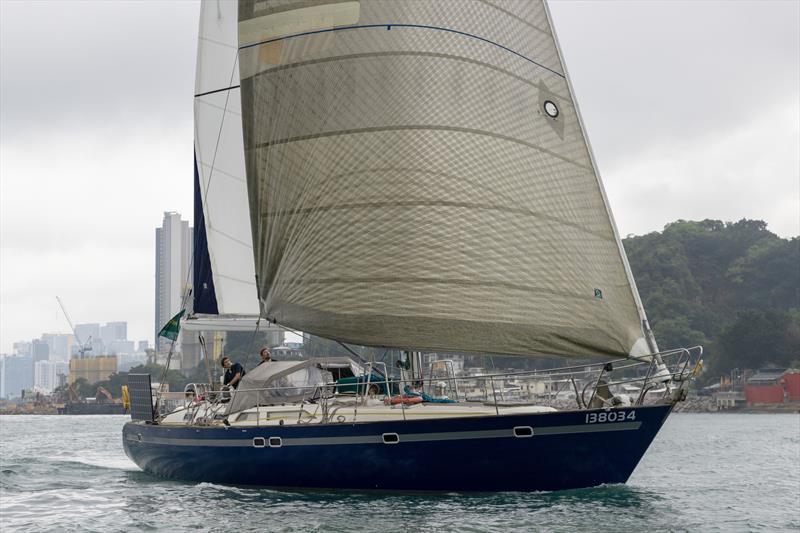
[{"xmin": 128, "ymin": 373, "xmax": 154, "ymax": 422}]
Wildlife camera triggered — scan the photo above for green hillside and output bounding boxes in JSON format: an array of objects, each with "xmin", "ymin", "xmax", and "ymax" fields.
[{"xmin": 624, "ymin": 219, "xmax": 800, "ymax": 381}]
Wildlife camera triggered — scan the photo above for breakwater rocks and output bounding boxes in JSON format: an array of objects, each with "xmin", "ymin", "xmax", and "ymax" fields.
[{"xmin": 673, "ymin": 397, "xmax": 718, "ymax": 412}]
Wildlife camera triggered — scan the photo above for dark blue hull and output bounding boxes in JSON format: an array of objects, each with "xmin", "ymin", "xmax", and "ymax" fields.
[{"xmin": 123, "ymin": 404, "xmax": 672, "ymax": 492}]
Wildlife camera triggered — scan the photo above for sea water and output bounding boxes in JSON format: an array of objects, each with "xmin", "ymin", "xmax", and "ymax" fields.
[{"xmin": 1, "ymin": 413, "xmax": 798, "ymax": 532}]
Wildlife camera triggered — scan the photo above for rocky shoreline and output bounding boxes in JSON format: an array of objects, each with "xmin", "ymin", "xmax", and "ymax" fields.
[{"xmin": 673, "ymin": 396, "xmax": 800, "ymax": 413}]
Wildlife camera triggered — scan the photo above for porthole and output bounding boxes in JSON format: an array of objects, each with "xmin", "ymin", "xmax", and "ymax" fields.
[
  {"xmin": 253, "ymin": 437, "xmax": 266, "ymax": 448},
  {"xmin": 513, "ymin": 426, "xmax": 534, "ymax": 438},
  {"xmin": 382, "ymin": 433, "xmax": 400, "ymax": 444},
  {"xmin": 543, "ymin": 100, "xmax": 559, "ymax": 118},
  {"xmin": 268, "ymin": 437, "xmax": 282, "ymax": 448}
]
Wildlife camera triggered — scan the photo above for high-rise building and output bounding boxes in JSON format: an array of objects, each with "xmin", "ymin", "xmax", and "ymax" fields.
[
  {"xmin": 0, "ymin": 354, "xmax": 34, "ymax": 399},
  {"xmin": 136, "ymin": 340, "xmax": 149, "ymax": 353},
  {"xmin": 101, "ymin": 321, "xmax": 127, "ymax": 345},
  {"xmin": 155, "ymin": 212, "xmax": 193, "ymax": 351},
  {"xmin": 12, "ymin": 341, "xmax": 31, "ymax": 356},
  {"xmin": 30, "ymin": 339, "xmax": 49, "ymax": 363},
  {"xmin": 34, "ymin": 360, "xmax": 69, "ymax": 394},
  {"xmin": 108, "ymin": 340, "xmax": 135, "ymax": 355},
  {"xmin": 40, "ymin": 333, "xmax": 73, "ymax": 362}
]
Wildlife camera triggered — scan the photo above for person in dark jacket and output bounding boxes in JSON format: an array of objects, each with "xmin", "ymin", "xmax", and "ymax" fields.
[{"xmin": 221, "ymin": 356, "xmax": 245, "ymax": 389}]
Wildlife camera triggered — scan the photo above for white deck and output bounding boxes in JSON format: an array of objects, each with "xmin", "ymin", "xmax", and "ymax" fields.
[{"xmin": 159, "ymin": 399, "xmax": 557, "ymax": 427}]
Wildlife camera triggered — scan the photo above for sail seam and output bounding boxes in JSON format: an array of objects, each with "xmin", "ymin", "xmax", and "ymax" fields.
[
  {"xmin": 247, "ymin": 51, "xmax": 571, "ymax": 101},
  {"xmin": 270, "ymin": 276, "xmax": 617, "ymax": 301},
  {"xmin": 248, "ymin": 125, "xmax": 592, "ymax": 172},
  {"xmin": 238, "ymin": 23, "xmax": 565, "ymax": 79},
  {"xmin": 262, "ymin": 200, "xmax": 611, "ymax": 241},
  {"xmin": 476, "ymin": 0, "xmax": 552, "ymax": 36}
]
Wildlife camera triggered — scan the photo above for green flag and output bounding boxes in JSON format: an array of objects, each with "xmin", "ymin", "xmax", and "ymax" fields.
[{"xmin": 158, "ymin": 309, "xmax": 186, "ymax": 341}]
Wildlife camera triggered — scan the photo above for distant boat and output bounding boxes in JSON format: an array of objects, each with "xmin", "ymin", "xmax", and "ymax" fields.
[{"xmin": 123, "ymin": 0, "xmax": 700, "ymax": 492}]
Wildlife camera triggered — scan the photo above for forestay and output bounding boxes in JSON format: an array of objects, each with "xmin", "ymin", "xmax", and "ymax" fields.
[
  {"xmin": 193, "ymin": 0, "xmax": 259, "ymax": 316},
  {"xmin": 237, "ymin": 0, "xmax": 654, "ymax": 359}
]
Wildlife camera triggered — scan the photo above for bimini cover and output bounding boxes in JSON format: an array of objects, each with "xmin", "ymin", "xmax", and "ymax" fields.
[{"xmin": 228, "ymin": 359, "xmax": 337, "ymax": 412}]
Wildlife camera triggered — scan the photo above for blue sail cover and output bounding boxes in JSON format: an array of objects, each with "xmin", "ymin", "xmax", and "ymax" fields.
[{"xmin": 193, "ymin": 152, "xmax": 219, "ymax": 315}]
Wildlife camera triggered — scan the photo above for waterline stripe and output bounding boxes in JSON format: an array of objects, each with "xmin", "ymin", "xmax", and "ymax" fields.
[{"xmin": 127, "ymin": 422, "xmax": 641, "ymax": 447}]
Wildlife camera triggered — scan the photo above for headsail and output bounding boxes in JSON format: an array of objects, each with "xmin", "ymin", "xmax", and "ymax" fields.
[
  {"xmin": 237, "ymin": 0, "xmax": 654, "ymax": 359},
  {"xmin": 193, "ymin": 0, "xmax": 259, "ymax": 317}
]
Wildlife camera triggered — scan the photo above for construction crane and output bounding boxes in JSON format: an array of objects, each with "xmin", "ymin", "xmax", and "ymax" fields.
[
  {"xmin": 55, "ymin": 296, "xmax": 92, "ymax": 358},
  {"xmin": 96, "ymin": 386, "xmax": 114, "ymax": 403}
]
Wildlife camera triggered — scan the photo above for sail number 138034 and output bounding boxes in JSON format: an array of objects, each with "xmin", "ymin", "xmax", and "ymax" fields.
[{"xmin": 585, "ymin": 410, "xmax": 635, "ymax": 424}]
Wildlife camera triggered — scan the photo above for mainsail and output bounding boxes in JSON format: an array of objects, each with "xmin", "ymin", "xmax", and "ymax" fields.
[
  {"xmin": 237, "ymin": 0, "xmax": 654, "ymax": 359},
  {"xmin": 193, "ymin": 0, "xmax": 259, "ymax": 317}
]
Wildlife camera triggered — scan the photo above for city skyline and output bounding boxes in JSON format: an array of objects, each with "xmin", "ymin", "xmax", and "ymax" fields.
[{"xmin": 1, "ymin": 1, "xmax": 798, "ymax": 353}]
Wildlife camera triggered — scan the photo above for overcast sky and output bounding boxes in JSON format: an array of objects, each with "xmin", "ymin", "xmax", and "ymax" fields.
[{"xmin": 1, "ymin": 0, "xmax": 798, "ymax": 353}]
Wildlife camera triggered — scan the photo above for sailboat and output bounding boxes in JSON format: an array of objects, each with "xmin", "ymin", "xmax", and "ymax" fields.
[{"xmin": 123, "ymin": 0, "xmax": 700, "ymax": 492}]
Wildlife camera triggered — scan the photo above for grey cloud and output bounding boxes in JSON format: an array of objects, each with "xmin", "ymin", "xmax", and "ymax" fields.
[
  {"xmin": 548, "ymin": 0, "xmax": 800, "ymax": 167},
  {"xmin": 0, "ymin": 1, "xmax": 200, "ymax": 136}
]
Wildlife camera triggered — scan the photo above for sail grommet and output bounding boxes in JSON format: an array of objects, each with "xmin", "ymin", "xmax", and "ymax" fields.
[{"xmin": 543, "ymin": 100, "xmax": 559, "ymax": 118}]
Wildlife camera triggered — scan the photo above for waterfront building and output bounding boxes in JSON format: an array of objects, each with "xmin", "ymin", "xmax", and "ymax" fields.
[
  {"xmin": 744, "ymin": 369, "xmax": 795, "ymax": 405},
  {"xmin": 68, "ymin": 356, "xmax": 117, "ymax": 385},
  {"xmin": 0, "ymin": 354, "xmax": 34, "ymax": 399},
  {"xmin": 34, "ymin": 360, "xmax": 69, "ymax": 394},
  {"xmin": 137, "ymin": 340, "xmax": 149, "ymax": 353},
  {"xmin": 155, "ymin": 211, "xmax": 193, "ymax": 351}
]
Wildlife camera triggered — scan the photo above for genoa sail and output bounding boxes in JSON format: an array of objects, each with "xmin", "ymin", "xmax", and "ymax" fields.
[
  {"xmin": 236, "ymin": 0, "xmax": 653, "ymax": 359},
  {"xmin": 193, "ymin": 0, "xmax": 259, "ymax": 317}
]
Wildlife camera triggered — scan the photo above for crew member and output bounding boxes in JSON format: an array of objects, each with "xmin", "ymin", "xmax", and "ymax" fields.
[
  {"xmin": 257, "ymin": 347, "xmax": 274, "ymax": 366},
  {"xmin": 221, "ymin": 356, "xmax": 245, "ymax": 389}
]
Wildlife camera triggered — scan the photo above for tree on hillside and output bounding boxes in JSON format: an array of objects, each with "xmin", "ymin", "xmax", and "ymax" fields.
[
  {"xmin": 727, "ymin": 237, "xmax": 800, "ymax": 310},
  {"xmin": 715, "ymin": 310, "xmax": 800, "ymax": 372},
  {"xmin": 624, "ymin": 218, "xmax": 797, "ymax": 378},
  {"xmin": 93, "ymin": 364, "xmax": 189, "ymax": 398}
]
